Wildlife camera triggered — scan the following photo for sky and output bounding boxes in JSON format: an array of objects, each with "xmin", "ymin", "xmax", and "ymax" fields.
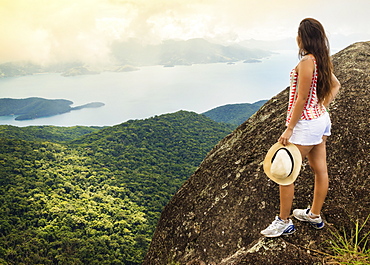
[{"xmin": 1, "ymin": 0, "xmax": 369, "ymax": 65}]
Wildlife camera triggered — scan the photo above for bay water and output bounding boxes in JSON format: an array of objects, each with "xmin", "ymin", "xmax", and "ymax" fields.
[{"xmin": 0, "ymin": 50, "xmax": 298, "ymax": 127}]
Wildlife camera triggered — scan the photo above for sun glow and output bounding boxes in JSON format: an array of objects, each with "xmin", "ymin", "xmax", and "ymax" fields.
[{"xmin": 0, "ymin": 0, "xmax": 369, "ymax": 64}]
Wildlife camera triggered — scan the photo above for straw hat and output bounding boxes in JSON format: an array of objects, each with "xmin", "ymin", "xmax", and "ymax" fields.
[{"xmin": 263, "ymin": 142, "xmax": 302, "ymax": 185}]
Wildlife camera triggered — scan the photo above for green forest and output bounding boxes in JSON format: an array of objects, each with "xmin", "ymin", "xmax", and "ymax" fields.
[
  {"xmin": 202, "ymin": 100, "xmax": 267, "ymax": 125},
  {"xmin": 0, "ymin": 111, "xmax": 234, "ymax": 264}
]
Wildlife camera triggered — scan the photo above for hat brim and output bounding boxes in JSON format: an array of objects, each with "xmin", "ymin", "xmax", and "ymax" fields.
[{"xmin": 263, "ymin": 142, "xmax": 302, "ymax": 185}]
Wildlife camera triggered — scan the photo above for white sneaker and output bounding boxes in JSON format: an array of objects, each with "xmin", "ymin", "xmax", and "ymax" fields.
[
  {"xmin": 261, "ymin": 216, "xmax": 296, "ymax": 237},
  {"xmin": 293, "ymin": 208, "xmax": 324, "ymax": 229}
]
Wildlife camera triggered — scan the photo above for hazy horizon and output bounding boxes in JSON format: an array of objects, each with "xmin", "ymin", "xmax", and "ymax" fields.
[{"xmin": 1, "ymin": 0, "xmax": 369, "ymax": 67}]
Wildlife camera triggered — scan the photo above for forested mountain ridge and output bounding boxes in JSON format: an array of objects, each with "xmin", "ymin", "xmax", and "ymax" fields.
[
  {"xmin": 202, "ymin": 100, "xmax": 268, "ymax": 126},
  {"xmin": 69, "ymin": 111, "xmax": 235, "ymax": 229},
  {"xmin": 0, "ymin": 110, "xmax": 235, "ymax": 264}
]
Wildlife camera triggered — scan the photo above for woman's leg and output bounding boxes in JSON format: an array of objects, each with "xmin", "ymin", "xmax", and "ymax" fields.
[
  {"xmin": 306, "ymin": 136, "xmax": 329, "ymax": 215},
  {"xmin": 279, "ymin": 144, "xmax": 313, "ymax": 220},
  {"xmin": 279, "ymin": 184, "xmax": 294, "ymax": 220}
]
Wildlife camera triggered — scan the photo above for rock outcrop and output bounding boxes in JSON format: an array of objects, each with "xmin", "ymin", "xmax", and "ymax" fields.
[{"xmin": 143, "ymin": 41, "xmax": 370, "ymax": 264}]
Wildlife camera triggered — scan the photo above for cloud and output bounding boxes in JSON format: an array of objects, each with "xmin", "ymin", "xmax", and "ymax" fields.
[{"xmin": 0, "ymin": 0, "xmax": 369, "ymax": 65}]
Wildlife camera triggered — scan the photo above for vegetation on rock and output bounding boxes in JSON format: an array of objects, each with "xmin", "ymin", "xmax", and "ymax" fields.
[
  {"xmin": 0, "ymin": 125, "xmax": 103, "ymax": 142},
  {"xmin": 202, "ymin": 100, "xmax": 268, "ymax": 126}
]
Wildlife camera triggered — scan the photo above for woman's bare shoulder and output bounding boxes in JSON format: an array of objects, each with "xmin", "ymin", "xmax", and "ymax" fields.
[
  {"xmin": 300, "ymin": 54, "xmax": 315, "ymax": 62},
  {"xmin": 297, "ymin": 54, "xmax": 315, "ymax": 73}
]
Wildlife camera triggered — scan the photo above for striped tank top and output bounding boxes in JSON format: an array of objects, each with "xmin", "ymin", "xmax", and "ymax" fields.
[{"xmin": 286, "ymin": 55, "xmax": 327, "ymax": 125}]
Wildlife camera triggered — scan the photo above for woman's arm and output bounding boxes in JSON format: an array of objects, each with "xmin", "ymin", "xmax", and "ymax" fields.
[
  {"xmin": 279, "ymin": 56, "xmax": 315, "ymax": 146},
  {"xmin": 323, "ymin": 73, "xmax": 341, "ymax": 108}
]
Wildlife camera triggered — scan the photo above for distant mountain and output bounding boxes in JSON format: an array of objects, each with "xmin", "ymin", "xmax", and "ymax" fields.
[
  {"xmin": 0, "ymin": 38, "xmax": 272, "ymax": 77},
  {"xmin": 111, "ymin": 38, "xmax": 272, "ymax": 66},
  {"xmin": 202, "ymin": 100, "xmax": 268, "ymax": 126},
  {"xmin": 0, "ymin": 62, "xmax": 43, "ymax": 78},
  {"xmin": 0, "ymin": 61, "xmax": 83, "ymax": 78},
  {"xmin": 61, "ymin": 66, "xmax": 100, "ymax": 77},
  {"xmin": 0, "ymin": 97, "xmax": 105, "ymax": 120}
]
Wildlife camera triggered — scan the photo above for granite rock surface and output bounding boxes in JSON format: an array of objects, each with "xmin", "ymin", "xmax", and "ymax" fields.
[{"xmin": 144, "ymin": 42, "xmax": 370, "ymax": 265}]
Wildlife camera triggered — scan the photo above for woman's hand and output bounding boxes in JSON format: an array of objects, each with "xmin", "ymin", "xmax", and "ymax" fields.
[{"xmin": 279, "ymin": 128, "xmax": 293, "ymax": 146}]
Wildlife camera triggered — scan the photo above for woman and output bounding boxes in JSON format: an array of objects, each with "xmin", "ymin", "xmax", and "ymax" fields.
[{"xmin": 261, "ymin": 18, "xmax": 341, "ymax": 237}]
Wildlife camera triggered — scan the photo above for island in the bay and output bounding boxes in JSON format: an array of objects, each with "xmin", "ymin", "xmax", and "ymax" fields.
[{"xmin": 0, "ymin": 97, "xmax": 105, "ymax": 120}]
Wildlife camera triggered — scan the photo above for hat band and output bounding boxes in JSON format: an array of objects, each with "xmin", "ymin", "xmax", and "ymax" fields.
[{"xmin": 271, "ymin": 148, "xmax": 294, "ymax": 177}]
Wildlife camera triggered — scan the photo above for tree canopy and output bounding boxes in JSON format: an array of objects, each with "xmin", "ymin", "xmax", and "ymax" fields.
[{"xmin": 0, "ymin": 111, "xmax": 234, "ymax": 264}]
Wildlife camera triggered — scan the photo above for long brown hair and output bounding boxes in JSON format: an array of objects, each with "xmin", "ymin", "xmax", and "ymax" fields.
[{"xmin": 298, "ymin": 18, "xmax": 333, "ymax": 103}]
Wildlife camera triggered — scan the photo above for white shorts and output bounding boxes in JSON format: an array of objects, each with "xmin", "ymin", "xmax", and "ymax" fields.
[{"xmin": 290, "ymin": 111, "xmax": 331, "ymax": 146}]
